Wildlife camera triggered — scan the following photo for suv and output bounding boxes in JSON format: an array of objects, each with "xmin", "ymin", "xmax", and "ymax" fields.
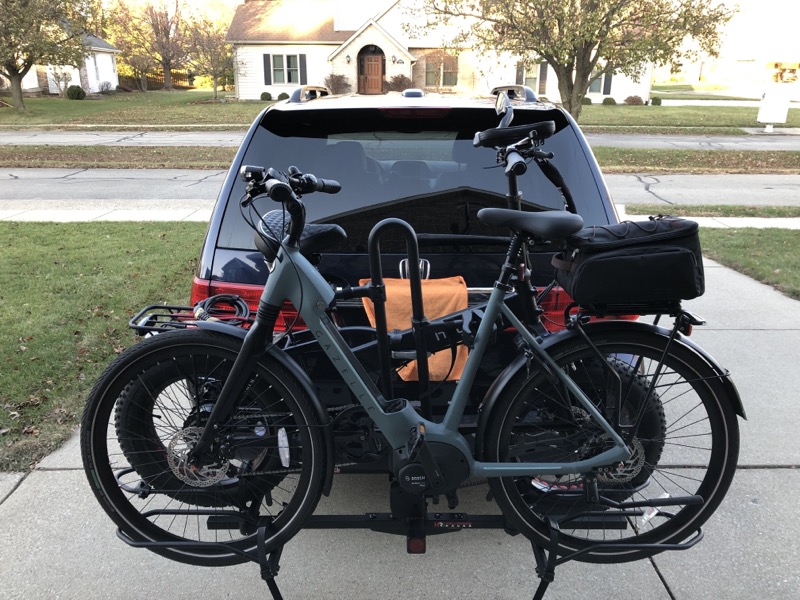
[
  {"xmin": 190, "ymin": 86, "xmax": 619, "ymax": 470},
  {"xmin": 191, "ymin": 85, "xmax": 618, "ymax": 330}
]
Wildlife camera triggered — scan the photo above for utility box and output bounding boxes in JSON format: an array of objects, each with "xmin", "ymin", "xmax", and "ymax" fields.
[
  {"xmin": 758, "ymin": 88, "xmax": 790, "ymax": 131},
  {"xmin": 758, "ymin": 62, "xmax": 797, "ymax": 132}
]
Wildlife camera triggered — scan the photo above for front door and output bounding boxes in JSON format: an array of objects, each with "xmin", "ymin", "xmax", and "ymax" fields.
[{"xmin": 358, "ymin": 47, "xmax": 385, "ymax": 94}]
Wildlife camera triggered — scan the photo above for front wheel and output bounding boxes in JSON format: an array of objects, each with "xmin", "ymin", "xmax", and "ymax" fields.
[
  {"xmin": 81, "ymin": 329, "xmax": 326, "ymax": 566},
  {"xmin": 484, "ymin": 327, "xmax": 739, "ymax": 563}
]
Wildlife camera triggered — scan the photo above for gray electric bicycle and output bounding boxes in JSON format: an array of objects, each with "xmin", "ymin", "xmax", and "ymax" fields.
[{"xmin": 81, "ymin": 98, "xmax": 743, "ymax": 599}]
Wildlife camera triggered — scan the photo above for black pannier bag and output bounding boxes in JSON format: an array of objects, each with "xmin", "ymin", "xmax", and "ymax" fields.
[{"xmin": 552, "ymin": 216, "xmax": 705, "ymax": 306}]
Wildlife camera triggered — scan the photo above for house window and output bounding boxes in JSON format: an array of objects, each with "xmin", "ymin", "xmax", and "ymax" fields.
[
  {"xmin": 273, "ymin": 55, "xmax": 299, "ymax": 84},
  {"xmin": 589, "ymin": 73, "xmax": 602, "ymax": 94},
  {"xmin": 589, "ymin": 72, "xmax": 613, "ymax": 95},
  {"xmin": 519, "ymin": 62, "xmax": 547, "ymax": 95},
  {"xmin": 263, "ymin": 54, "xmax": 307, "ymax": 86},
  {"xmin": 425, "ymin": 54, "xmax": 458, "ymax": 87}
]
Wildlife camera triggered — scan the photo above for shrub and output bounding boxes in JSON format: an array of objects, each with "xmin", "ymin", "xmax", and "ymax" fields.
[
  {"xmin": 98, "ymin": 81, "xmax": 114, "ymax": 95},
  {"xmin": 651, "ymin": 96, "xmax": 662, "ymax": 106},
  {"xmin": 260, "ymin": 91, "xmax": 272, "ymax": 101},
  {"xmin": 581, "ymin": 96, "xmax": 592, "ymax": 105},
  {"xmin": 601, "ymin": 97, "xmax": 617, "ymax": 106},
  {"xmin": 277, "ymin": 92, "xmax": 290, "ymax": 100},
  {"xmin": 324, "ymin": 73, "xmax": 352, "ymax": 95},
  {"xmin": 387, "ymin": 74, "xmax": 413, "ymax": 92},
  {"xmin": 624, "ymin": 95, "xmax": 644, "ymax": 105},
  {"xmin": 66, "ymin": 85, "xmax": 86, "ymax": 100}
]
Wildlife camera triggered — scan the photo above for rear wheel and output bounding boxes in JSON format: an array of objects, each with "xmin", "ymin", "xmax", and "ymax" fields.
[
  {"xmin": 81, "ymin": 329, "xmax": 325, "ymax": 566},
  {"xmin": 485, "ymin": 328, "xmax": 739, "ymax": 563}
]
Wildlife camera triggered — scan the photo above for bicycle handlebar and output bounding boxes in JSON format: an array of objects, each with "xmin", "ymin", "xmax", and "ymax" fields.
[{"xmin": 240, "ymin": 165, "xmax": 341, "ymax": 205}]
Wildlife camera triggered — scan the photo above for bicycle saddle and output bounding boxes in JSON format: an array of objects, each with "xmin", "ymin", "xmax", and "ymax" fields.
[
  {"xmin": 477, "ymin": 208, "xmax": 584, "ymax": 240},
  {"xmin": 255, "ymin": 210, "xmax": 347, "ymax": 261}
]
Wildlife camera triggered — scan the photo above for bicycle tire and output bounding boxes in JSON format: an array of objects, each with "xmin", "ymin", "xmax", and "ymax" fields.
[
  {"xmin": 81, "ymin": 329, "xmax": 325, "ymax": 567},
  {"xmin": 484, "ymin": 327, "xmax": 739, "ymax": 563}
]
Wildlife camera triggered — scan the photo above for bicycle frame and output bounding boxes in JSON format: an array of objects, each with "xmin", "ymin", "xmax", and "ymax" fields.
[{"xmin": 193, "ymin": 229, "xmax": 631, "ymax": 479}]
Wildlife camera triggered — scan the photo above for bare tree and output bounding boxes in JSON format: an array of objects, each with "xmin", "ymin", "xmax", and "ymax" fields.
[
  {"xmin": 419, "ymin": 0, "xmax": 735, "ymax": 119},
  {"xmin": 0, "ymin": 0, "xmax": 94, "ymax": 109},
  {"xmin": 185, "ymin": 17, "xmax": 232, "ymax": 100},
  {"xmin": 110, "ymin": 0, "xmax": 186, "ymax": 90}
]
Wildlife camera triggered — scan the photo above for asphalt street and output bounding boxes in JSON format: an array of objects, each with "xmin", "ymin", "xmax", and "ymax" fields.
[{"xmin": 2, "ymin": 168, "xmax": 799, "ymax": 224}]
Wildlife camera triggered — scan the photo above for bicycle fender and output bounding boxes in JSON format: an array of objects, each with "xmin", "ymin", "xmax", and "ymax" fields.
[
  {"xmin": 475, "ymin": 320, "xmax": 745, "ymax": 460},
  {"xmin": 194, "ymin": 321, "xmax": 336, "ymax": 496},
  {"xmin": 576, "ymin": 320, "xmax": 746, "ymax": 420}
]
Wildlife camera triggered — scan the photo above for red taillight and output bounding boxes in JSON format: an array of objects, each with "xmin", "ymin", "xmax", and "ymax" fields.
[
  {"xmin": 190, "ymin": 277, "xmax": 306, "ymax": 332},
  {"xmin": 538, "ymin": 287, "xmax": 575, "ymax": 331},
  {"xmin": 538, "ymin": 286, "xmax": 638, "ymax": 330}
]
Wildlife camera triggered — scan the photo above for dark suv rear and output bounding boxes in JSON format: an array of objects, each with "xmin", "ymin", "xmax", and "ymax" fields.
[{"xmin": 191, "ymin": 87, "xmax": 618, "ymax": 332}]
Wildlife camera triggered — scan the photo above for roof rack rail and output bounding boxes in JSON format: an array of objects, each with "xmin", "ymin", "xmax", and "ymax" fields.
[
  {"xmin": 288, "ymin": 85, "xmax": 332, "ymax": 103},
  {"xmin": 490, "ymin": 84, "xmax": 537, "ymax": 103}
]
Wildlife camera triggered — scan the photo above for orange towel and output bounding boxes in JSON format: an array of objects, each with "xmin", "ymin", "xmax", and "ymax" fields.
[{"xmin": 360, "ymin": 276, "xmax": 468, "ymax": 381}]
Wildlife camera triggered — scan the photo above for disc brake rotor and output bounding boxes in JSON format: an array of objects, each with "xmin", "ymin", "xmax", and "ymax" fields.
[
  {"xmin": 167, "ymin": 426, "xmax": 230, "ymax": 487},
  {"xmin": 597, "ymin": 437, "xmax": 646, "ymax": 484}
]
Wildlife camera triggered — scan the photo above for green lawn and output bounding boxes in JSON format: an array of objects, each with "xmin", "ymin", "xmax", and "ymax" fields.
[
  {"xmin": 0, "ymin": 221, "xmax": 206, "ymax": 471},
  {"xmin": 2, "ymin": 88, "xmax": 798, "ymax": 129},
  {"xmin": 0, "ymin": 90, "xmax": 265, "ymax": 127},
  {"xmin": 579, "ymin": 104, "xmax": 800, "ymax": 128}
]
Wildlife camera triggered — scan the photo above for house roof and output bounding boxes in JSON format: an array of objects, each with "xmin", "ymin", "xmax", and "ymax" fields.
[
  {"xmin": 226, "ymin": 0, "xmax": 356, "ymax": 43},
  {"xmin": 83, "ymin": 33, "xmax": 119, "ymax": 53},
  {"xmin": 328, "ymin": 20, "xmax": 415, "ymax": 63}
]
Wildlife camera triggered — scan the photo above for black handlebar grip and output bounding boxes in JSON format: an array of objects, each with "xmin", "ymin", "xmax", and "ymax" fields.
[
  {"xmin": 266, "ymin": 179, "xmax": 295, "ymax": 203},
  {"xmin": 315, "ymin": 178, "xmax": 341, "ymax": 194}
]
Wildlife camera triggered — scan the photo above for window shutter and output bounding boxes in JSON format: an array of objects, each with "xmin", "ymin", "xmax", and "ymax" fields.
[
  {"xmin": 263, "ymin": 54, "xmax": 272, "ymax": 85},
  {"xmin": 602, "ymin": 73, "xmax": 613, "ymax": 95},
  {"xmin": 299, "ymin": 54, "xmax": 307, "ymax": 85},
  {"xmin": 515, "ymin": 62, "xmax": 524, "ymax": 85},
  {"xmin": 538, "ymin": 62, "xmax": 548, "ymax": 96}
]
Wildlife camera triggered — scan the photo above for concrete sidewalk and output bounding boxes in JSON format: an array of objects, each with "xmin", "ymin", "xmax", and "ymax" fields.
[{"xmin": 1, "ymin": 259, "xmax": 799, "ymax": 599}]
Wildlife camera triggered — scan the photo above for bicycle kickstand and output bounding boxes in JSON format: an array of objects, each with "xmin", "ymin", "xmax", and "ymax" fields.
[
  {"xmin": 257, "ymin": 523, "xmax": 285, "ymax": 600},
  {"xmin": 531, "ymin": 518, "xmax": 560, "ymax": 600}
]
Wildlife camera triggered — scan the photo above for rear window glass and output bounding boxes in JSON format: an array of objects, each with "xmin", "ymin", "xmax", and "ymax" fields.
[{"xmin": 217, "ymin": 105, "xmax": 608, "ymax": 251}]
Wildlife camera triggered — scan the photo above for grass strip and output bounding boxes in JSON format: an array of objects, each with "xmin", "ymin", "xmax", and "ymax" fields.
[
  {"xmin": 1, "ymin": 145, "xmax": 799, "ymax": 174},
  {"xmin": 624, "ymin": 204, "xmax": 800, "ymax": 218},
  {"xmin": 0, "ymin": 145, "xmax": 236, "ymax": 169},
  {"xmin": 582, "ymin": 126, "xmax": 750, "ymax": 136},
  {"xmin": 592, "ymin": 148, "xmax": 800, "ymax": 174},
  {"xmin": 0, "ymin": 221, "xmax": 206, "ymax": 471},
  {"xmin": 701, "ymin": 228, "xmax": 800, "ymax": 300}
]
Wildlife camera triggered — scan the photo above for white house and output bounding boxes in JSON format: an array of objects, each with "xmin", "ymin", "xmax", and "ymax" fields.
[
  {"xmin": 45, "ymin": 34, "xmax": 120, "ymax": 94},
  {"xmin": 226, "ymin": 0, "xmax": 651, "ymax": 103},
  {"xmin": 2, "ymin": 33, "xmax": 120, "ymax": 95}
]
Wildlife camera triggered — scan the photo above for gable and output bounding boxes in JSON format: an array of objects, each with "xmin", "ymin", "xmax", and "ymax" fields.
[{"xmin": 227, "ymin": 0, "xmax": 356, "ymax": 44}]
